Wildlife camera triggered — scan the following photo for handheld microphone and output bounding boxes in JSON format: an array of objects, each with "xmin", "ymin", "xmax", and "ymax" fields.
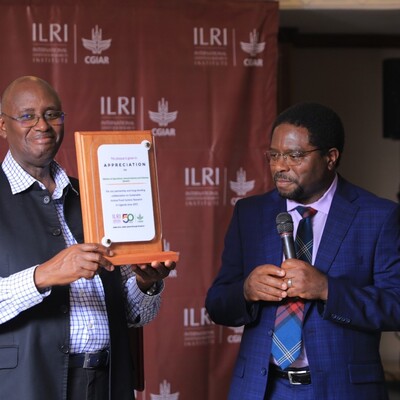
[{"xmin": 276, "ymin": 212, "xmax": 296, "ymax": 259}]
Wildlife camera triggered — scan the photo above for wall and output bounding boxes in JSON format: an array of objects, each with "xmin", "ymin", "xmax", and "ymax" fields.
[{"xmin": 289, "ymin": 47, "xmax": 400, "ymax": 202}]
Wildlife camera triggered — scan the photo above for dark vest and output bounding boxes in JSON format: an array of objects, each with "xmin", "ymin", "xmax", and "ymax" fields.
[{"xmin": 0, "ymin": 169, "xmax": 135, "ymax": 400}]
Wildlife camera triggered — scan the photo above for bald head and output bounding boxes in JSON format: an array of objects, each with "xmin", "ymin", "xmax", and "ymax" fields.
[{"xmin": 1, "ymin": 76, "xmax": 62, "ymax": 113}]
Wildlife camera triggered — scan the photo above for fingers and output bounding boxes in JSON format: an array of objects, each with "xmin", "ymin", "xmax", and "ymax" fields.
[
  {"xmin": 84, "ymin": 245, "xmax": 115, "ymax": 270},
  {"xmin": 242, "ymin": 260, "xmax": 328, "ymax": 303},
  {"xmin": 133, "ymin": 260, "xmax": 175, "ymax": 281},
  {"xmin": 73, "ymin": 243, "xmax": 115, "ymax": 274},
  {"xmin": 80, "ymin": 243, "xmax": 114, "ymax": 260},
  {"xmin": 281, "ymin": 260, "xmax": 307, "ymax": 297},
  {"xmin": 132, "ymin": 260, "xmax": 177, "ymax": 293},
  {"xmin": 245, "ymin": 278, "xmax": 287, "ymax": 302},
  {"xmin": 35, "ymin": 243, "xmax": 116, "ymax": 288},
  {"xmin": 244, "ymin": 265, "xmax": 288, "ymax": 302},
  {"xmin": 163, "ymin": 260, "xmax": 177, "ymax": 270},
  {"xmin": 281, "ymin": 259, "xmax": 328, "ymax": 300}
]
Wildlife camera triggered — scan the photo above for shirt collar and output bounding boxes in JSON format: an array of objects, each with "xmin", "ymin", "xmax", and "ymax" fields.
[
  {"xmin": 287, "ymin": 174, "xmax": 338, "ymax": 215},
  {"xmin": 2, "ymin": 150, "xmax": 76, "ymax": 197}
]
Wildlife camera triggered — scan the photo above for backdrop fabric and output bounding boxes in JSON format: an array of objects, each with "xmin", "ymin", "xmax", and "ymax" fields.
[{"xmin": 0, "ymin": 1, "xmax": 278, "ymax": 398}]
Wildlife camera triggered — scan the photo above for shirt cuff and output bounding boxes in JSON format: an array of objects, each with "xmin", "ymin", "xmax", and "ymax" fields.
[
  {"xmin": 4, "ymin": 266, "xmax": 49, "ymax": 314},
  {"xmin": 31, "ymin": 265, "xmax": 52, "ymax": 296}
]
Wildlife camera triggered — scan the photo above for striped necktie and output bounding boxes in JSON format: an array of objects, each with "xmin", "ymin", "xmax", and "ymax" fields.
[{"xmin": 271, "ymin": 207, "xmax": 317, "ymax": 370}]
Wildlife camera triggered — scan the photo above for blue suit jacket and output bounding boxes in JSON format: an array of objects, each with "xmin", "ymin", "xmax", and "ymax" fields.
[{"xmin": 205, "ymin": 176, "xmax": 400, "ymax": 400}]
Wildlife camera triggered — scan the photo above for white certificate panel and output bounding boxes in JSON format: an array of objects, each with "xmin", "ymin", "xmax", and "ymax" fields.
[{"xmin": 97, "ymin": 142, "xmax": 155, "ymax": 243}]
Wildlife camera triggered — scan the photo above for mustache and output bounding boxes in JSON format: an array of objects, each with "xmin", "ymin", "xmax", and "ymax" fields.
[{"xmin": 273, "ymin": 172, "xmax": 296, "ymax": 183}]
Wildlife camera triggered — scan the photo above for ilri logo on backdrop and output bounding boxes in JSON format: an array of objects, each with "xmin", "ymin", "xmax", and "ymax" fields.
[
  {"xmin": 31, "ymin": 23, "xmax": 69, "ymax": 64},
  {"xmin": 99, "ymin": 95, "xmax": 136, "ymax": 130},
  {"xmin": 30, "ymin": 22, "xmax": 113, "ymax": 65},
  {"xmin": 184, "ymin": 167, "xmax": 256, "ymax": 207},
  {"xmin": 192, "ymin": 26, "xmax": 229, "ymax": 66}
]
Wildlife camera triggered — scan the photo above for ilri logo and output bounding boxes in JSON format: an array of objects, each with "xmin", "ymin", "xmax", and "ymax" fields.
[
  {"xmin": 230, "ymin": 167, "xmax": 255, "ymax": 196},
  {"xmin": 149, "ymin": 98, "xmax": 178, "ymax": 136},
  {"xmin": 82, "ymin": 25, "xmax": 111, "ymax": 64},
  {"xmin": 32, "ymin": 23, "xmax": 68, "ymax": 43},
  {"xmin": 240, "ymin": 29, "xmax": 265, "ymax": 67},
  {"xmin": 31, "ymin": 23, "xmax": 69, "ymax": 64}
]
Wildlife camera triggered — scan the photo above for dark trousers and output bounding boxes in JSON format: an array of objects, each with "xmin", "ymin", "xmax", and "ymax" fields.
[{"xmin": 67, "ymin": 367, "xmax": 109, "ymax": 400}]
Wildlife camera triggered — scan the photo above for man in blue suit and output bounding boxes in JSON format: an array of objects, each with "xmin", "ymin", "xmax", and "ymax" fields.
[{"xmin": 205, "ymin": 102, "xmax": 400, "ymax": 400}]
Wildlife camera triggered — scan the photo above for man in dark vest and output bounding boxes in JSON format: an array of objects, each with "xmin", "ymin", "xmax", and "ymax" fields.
[{"xmin": 0, "ymin": 75, "xmax": 176, "ymax": 400}]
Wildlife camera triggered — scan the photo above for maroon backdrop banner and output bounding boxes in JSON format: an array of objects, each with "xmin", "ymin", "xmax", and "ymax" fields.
[{"xmin": 0, "ymin": 1, "xmax": 278, "ymax": 398}]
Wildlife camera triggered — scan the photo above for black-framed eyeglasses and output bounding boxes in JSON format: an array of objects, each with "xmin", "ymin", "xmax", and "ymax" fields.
[
  {"xmin": 264, "ymin": 148, "xmax": 321, "ymax": 166},
  {"xmin": 1, "ymin": 110, "xmax": 65, "ymax": 128}
]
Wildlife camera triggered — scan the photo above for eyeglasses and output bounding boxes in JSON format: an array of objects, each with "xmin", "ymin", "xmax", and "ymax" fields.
[
  {"xmin": 1, "ymin": 110, "xmax": 65, "ymax": 128},
  {"xmin": 265, "ymin": 148, "xmax": 321, "ymax": 166}
]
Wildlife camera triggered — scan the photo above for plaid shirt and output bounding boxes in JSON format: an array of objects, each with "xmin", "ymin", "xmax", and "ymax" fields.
[{"xmin": 0, "ymin": 151, "xmax": 162, "ymax": 353}]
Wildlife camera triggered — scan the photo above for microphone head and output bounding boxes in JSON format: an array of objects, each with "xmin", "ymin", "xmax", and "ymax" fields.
[{"xmin": 276, "ymin": 212, "xmax": 294, "ymax": 235}]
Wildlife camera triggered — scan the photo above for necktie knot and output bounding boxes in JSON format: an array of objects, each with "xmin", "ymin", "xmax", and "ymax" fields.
[{"xmin": 296, "ymin": 206, "xmax": 317, "ymax": 219}]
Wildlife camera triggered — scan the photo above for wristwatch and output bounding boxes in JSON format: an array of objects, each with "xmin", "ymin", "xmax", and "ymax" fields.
[{"xmin": 146, "ymin": 282, "xmax": 159, "ymax": 296}]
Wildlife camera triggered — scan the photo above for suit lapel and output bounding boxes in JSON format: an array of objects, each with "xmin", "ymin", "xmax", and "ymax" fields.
[{"xmin": 314, "ymin": 178, "xmax": 359, "ymax": 274}]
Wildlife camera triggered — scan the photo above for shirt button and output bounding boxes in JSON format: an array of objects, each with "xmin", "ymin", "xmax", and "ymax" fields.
[
  {"xmin": 43, "ymin": 195, "xmax": 51, "ymax": 204},
  {"xmin": 260, "ymin": 368, "xmax": 267, "ymax": 376}
]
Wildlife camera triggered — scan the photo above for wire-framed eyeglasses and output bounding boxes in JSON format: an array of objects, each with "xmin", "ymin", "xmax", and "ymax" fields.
[
  {"xmin": 265, "ymin": 148, "xmax": 321, "ymax": 166},
  {"xmin": 1, "ymin": 110, "xmax": 65, "ymax": 128}
]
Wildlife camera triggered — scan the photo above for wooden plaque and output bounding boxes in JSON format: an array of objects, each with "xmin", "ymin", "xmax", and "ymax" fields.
[{"xmin": 74, "ymin": 130, "xmax": 179, "ymax": 265}]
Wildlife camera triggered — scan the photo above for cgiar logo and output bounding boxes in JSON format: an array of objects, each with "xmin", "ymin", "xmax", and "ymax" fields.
[
  {"xmin": 149, "ymin": 98, "xmax": 178, "ymax": 137},
  {"xmin": 150, "ymin": 379, "xmax": 179, "ymax": 400},
  {"xmin": 230, "ymin": 167, "xmax": 255, "ymax": 205},
  {"xmin": 227, "ymin": 326, "xmax": 244, "ymax": 343},
  {"xmin": 240, "ymin": 29, "xmax": 265, "ymax": 67},
  {"xmin": 82, "ymin": 25, "xmax": 112, "ymax": 65}
]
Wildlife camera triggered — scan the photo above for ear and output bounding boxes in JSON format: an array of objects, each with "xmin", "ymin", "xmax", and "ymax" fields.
[
  {"xmin": 326, "ymin": 148, "xmax": 340, "ymax": 170},
  {"xmin": 0, "ymin": 116, "xmax": 7, "ymax": 139}
]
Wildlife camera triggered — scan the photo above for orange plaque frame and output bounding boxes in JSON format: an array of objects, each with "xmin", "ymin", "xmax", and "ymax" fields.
[{"xmin": 74, "ymin": 130, "xmax": 179, "ymax": 265}]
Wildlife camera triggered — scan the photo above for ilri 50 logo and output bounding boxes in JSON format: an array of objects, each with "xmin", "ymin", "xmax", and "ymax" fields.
[{"xmin": 82, "ymin": 25, "xmax": 112, "ymax": 64}]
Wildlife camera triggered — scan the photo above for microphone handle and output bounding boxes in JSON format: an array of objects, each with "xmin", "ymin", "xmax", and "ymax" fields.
[{"xmin": 281, "ymin": 233, "xmax": 297, "ymax": 259}]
